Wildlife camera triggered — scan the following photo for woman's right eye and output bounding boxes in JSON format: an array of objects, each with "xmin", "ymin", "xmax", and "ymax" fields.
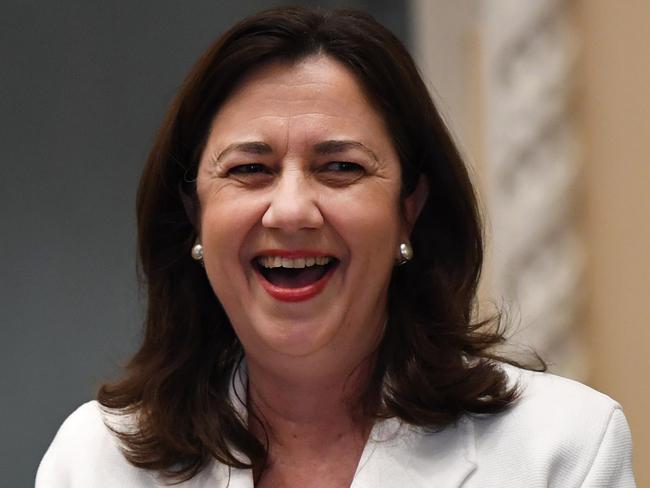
[
  {"xmin": 228, "ymin": 163, "xmax": 269, "ymax": 175},
  {"xmin": 226, "ymin": 163, "xmax": 274, "ymax": 187}
]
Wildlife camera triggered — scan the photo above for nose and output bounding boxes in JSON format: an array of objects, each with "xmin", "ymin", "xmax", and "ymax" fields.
[{"xmin": 261, "ymin": 169, "xmax": 324, "ymax": 232}]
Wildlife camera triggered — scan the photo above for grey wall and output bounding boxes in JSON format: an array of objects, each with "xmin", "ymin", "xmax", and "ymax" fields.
[{"xmin": 0, "ymin": 1, "xmax": 409, "ymax": 485}]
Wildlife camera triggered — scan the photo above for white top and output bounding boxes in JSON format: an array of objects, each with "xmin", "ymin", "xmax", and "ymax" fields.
[{"xmin": 36, "ymin": 366, "xmax": 636, "ymax": 487}]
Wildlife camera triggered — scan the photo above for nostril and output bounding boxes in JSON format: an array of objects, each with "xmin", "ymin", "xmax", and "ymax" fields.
[{"xmin": 261, "ymin": 198, "xmax": 324, "ymax": 231}]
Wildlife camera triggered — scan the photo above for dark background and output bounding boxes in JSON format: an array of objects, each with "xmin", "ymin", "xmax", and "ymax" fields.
[{"xmin": 0, "ymin": 1, "xmax": 409, "ymax": 485}]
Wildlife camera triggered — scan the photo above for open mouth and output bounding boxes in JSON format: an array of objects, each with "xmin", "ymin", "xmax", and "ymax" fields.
[{"xmin": 254, "ymin": 255, "xmax": 338, "ymax": 289}]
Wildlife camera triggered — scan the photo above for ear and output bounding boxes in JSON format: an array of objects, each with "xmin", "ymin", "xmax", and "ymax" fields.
[
  {"xmin": 403, "ymin": 175, "xmax": 429, "ymax": 234},
  {"xmin": 179, "ymin": 182, "xmax": 201, "ymax": 233}
]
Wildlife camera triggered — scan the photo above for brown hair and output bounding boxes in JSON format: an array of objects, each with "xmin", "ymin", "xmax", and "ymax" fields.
[{"xmin": 98, "ymin": 6, "xmax": 542, "ymax": 482}]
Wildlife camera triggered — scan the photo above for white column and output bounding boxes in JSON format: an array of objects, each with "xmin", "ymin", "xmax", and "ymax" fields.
[
  {"xmin": 410, "ymin": 0, "xmax": 586, "ymax": 377},
  {"xmin": 479, "ymin": 0, "xmax": 585, "ymax": 376}
]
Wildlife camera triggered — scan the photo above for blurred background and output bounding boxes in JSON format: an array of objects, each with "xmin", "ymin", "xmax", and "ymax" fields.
[{"xmin": 1, "ymin": 1, "xmax": 647, "ymax": 485}]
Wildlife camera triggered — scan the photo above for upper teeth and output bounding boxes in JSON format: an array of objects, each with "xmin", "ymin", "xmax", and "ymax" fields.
[{"xmin": 257, "ymin": 256, "xmax": 333, "ymax": 269}]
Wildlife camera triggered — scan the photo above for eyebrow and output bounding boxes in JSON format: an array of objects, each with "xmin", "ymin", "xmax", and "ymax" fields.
[
  {"xmin": 313, "ymin": 140, "xmax": 379, "ymax": 162},
  {"xmin": 214, "ymin": 139, "xmax": 379, "ymax": 162},
  {"xmin": 215, "ymin": 141, "xmax": 273, "ymax": 161}
]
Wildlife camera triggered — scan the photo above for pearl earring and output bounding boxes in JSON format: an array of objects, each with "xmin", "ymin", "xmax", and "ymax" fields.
[
  {"xmin": 398, "ymin": 241, "xmax": 413, "ymax": 265},
  {"xmin": 191, "ymin": 242, "xmax": 204, "ymax": 261}
]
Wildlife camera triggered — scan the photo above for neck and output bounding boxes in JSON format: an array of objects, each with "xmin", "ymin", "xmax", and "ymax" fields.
[{"xmin": 245, "ymin": 355, "xmax": 374, "ymax": 453}]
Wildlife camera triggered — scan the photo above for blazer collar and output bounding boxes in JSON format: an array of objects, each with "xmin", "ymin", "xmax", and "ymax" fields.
[
  {"xmin": 205, "ymin": 362, "xmax": 254, "ymax": 487},
  {"xmin": 351, "ymin": 417, "xmax": 477, "ymax": 488},
  {"xmin": 208, "ymin": 362, "xmax": 477, "ymax": 488}
]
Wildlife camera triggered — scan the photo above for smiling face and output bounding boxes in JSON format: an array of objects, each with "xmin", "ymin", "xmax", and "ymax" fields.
[{"xmin": 196, "ymin": 55, "xmax": 417, "ymax": 376}]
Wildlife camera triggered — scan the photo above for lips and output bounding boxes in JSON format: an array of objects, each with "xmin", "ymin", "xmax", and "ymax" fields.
[{"xmin": 252, "ymin": 250, "xmax": 339, "ymax": 302}]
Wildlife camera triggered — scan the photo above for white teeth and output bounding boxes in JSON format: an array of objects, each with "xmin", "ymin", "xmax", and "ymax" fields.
[{"xmin": 257, "ymin": 256, "xmax": 333, "ymax": 269}]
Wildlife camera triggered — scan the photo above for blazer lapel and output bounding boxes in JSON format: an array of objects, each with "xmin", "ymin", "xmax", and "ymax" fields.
[{"xmin": 351, "ymin": 417, "xmax": 477, "ymax": 488}]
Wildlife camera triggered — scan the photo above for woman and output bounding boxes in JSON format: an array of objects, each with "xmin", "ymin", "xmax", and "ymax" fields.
[{"xmin": 36, "ymin": 7, "xmax": 635, "ymax": 487}]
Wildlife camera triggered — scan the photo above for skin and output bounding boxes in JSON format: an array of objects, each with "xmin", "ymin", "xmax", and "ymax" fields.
[{"xmin": 196, "ymin": 55, "xmax": 425, "ymax": 487}]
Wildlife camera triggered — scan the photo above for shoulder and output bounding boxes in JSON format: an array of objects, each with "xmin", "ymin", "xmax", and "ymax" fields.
[
  {"xmin": 467, "ymin": 366, "xmax": 635, "ymax": 487},
  {"xmin": 36, "ymin": 401, "xmax": 243, "ymax": 487},
  {"xmin": 35, "ymin": 401, "xmax": 157, "ymax": 487},
  {"xmin": 501, "ymin": 364, "xmax": 622, "ymax": 429},
  {"xmin": 41, "ymin": 401, "xmax": 112, "ymax": 449}
]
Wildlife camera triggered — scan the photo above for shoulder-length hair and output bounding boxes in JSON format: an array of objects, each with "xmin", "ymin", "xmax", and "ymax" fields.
[{"xmin": 98, "ymin": 6, "xmax": 540, "ymax": 482}]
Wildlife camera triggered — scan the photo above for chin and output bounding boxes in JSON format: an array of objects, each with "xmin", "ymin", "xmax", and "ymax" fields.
[{"xmin": 246, "ymin": 312, "xmax": 345, "ymax": 359}]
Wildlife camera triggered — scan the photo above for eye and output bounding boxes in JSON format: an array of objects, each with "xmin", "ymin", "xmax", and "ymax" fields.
[
  {"xmin": 317, "ymin": 161, "xmax": 366, "ymax": 186},
  {"xmin": 323, "ymin": 161, "xmax": 364, "ymax": 173},
  {"xmin": 228, "ymin": 163, "xmax": 270, "ymax": 175},
  {"xmin": 226, "ymin": 163, "xmax": 274, "ymax": 187}
]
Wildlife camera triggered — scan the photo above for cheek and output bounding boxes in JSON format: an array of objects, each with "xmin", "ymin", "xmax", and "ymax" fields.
[
  {"xmin": 325, "ymin": 186, "xmax": 402, "ymax": 262},
  {"xmin": 200, "ymin": 214, "xmax": 240, "ymax": 302},
  {"xmin": 198, "ymin": 190, "xmax": 262, "ymax": 280}
]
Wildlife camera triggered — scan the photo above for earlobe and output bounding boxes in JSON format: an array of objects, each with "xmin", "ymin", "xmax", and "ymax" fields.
[{"xmin": 404, "ymin": 175, "xmax": 429, "ymax": 232}]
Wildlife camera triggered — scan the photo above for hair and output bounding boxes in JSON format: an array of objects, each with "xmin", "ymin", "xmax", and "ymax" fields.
[{"xmin": 98, "ymin": 6, "xmax": 543, "ymax": 483}]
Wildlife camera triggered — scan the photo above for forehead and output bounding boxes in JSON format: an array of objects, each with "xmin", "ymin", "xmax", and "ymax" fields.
[{"xmin": 208, "ymin": 55, "xmax": 389, "ymax": 141}]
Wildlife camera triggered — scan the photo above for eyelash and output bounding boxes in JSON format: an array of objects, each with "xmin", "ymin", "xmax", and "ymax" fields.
[
  {"xmin": 227, "ymin": 163, "xmax": 271, "ymax": 175},
  {"xmin": 322, "ymin": 161, "xmax": 364, "ymax": 173}
]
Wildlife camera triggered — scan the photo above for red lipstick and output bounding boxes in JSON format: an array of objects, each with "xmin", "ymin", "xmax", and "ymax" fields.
[{"xmin": 254, "ymin": 249, "xmax": 337, "ymax": 302}]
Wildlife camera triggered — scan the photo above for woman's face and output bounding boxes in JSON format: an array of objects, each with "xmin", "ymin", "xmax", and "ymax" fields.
[{"xmin": 196, "ymin": 55, "xmax": 420, "ymax": 373}]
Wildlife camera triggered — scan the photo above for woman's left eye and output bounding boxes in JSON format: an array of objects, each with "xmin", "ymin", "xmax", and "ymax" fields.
[
  {"xmin": 323, "ymin": 161, "xmax": 364, "ymax": 173},
  {"xmin": 317, "ymin": 161, "xmax": 366, "ymax": 186}
]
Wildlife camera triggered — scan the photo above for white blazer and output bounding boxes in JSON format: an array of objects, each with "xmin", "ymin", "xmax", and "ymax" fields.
[{"xmin": 36, "ymin": 366, "xmax": 635, "ymax": 487}]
